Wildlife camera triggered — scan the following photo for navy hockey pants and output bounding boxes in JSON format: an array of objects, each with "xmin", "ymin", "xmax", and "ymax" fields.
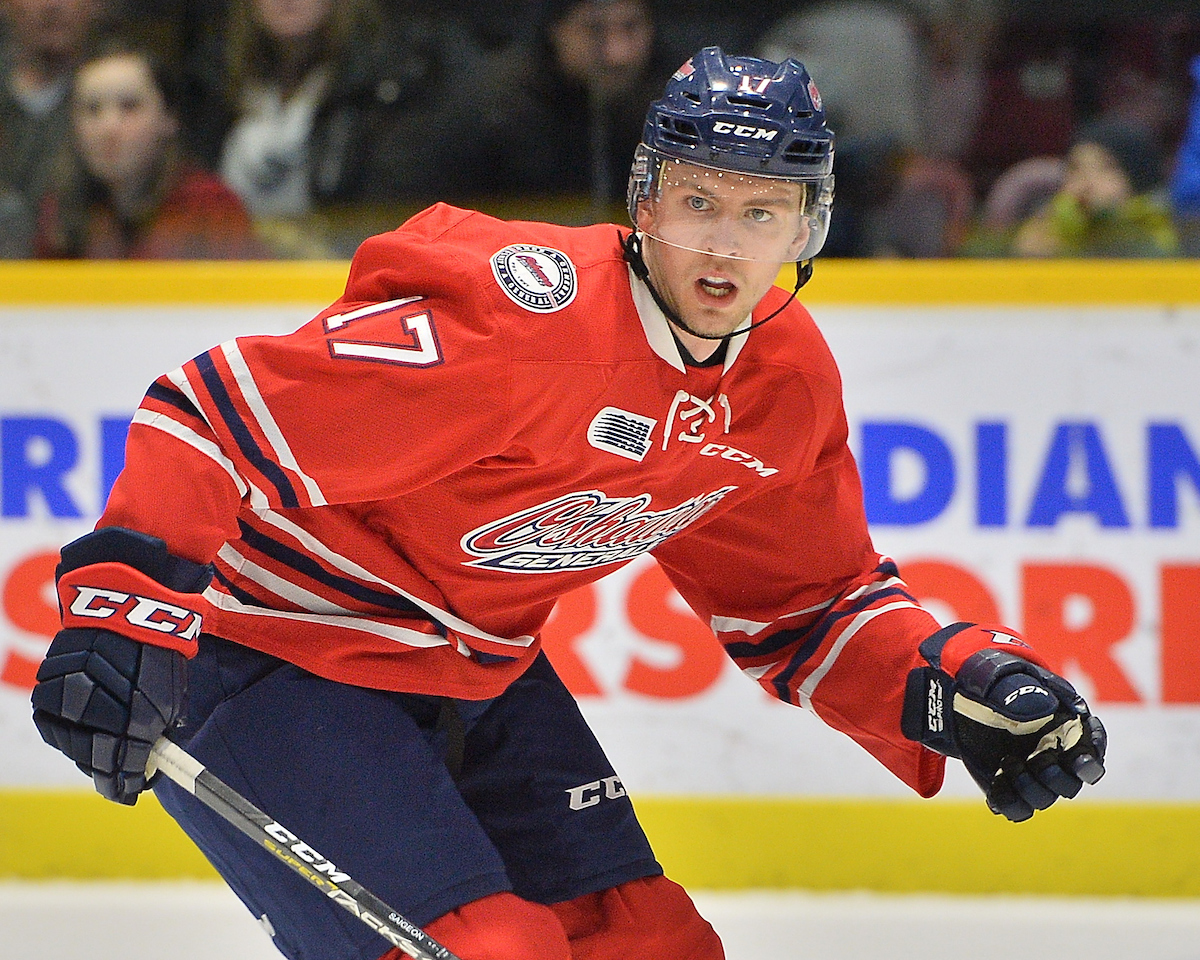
[{"xmin": 154, "ymin": 636, "xmax": 661, "ymax": 960}]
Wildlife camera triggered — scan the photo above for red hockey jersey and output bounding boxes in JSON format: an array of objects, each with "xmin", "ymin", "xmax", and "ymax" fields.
[{"xmin": 97, "ymin": 203, "xmax": 1033, "ymax": 796}]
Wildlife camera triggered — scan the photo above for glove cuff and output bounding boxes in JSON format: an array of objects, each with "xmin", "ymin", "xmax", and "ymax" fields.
[
  {"xmin": 901, "ymin": 666, "xmax": 958, "ymax": 757},
  {"xmin": 55, "ymin": 527, "xmax": 212, "ymax": 657},
  {"xmin": 58, "ymin": 562, "xmax": 209, "ymax": 658},
  {"xmin": 58, "ymin": 526, "xmax": 212, "ymax": 593},
  {"xmin": 902, "ymin": 622, "xmax": 1053, "ymax": 754},
  {"xmin": 918, "ymin": 622, "xmax": 1050, "ymax": 677}
]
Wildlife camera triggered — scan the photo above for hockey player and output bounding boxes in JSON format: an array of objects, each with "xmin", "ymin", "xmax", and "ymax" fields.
[{"xmin": 31, "ymin": 47, "xmax": 1105, "ymax": 960}]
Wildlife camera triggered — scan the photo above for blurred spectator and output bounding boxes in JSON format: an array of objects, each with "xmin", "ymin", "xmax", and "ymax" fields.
[
  {"xmin": 756, "ymin": 0, "xmax": 986, "ymax": 256},
  {"xmin": 1007, "ymin": 120, "xmax": 1178, "ymax": 258},
  {"xmin": 474, "ymin": 0, "xmax": 676, "ymax": 223},
  {"xmin": 908, "ymin": 0, "xmax": 999, "ymax": 163},
  {"xmin": 875, "ymin": 155, "xmax": 975, "ymax": 257},
  {"xmin": 1077, "ymin": 14, "xmax": 1197, "ymax": 175},
  {"xmin": 180, "ymin": 0, "xmax": 484, "ymax": 252},
  {"xmin": 956, "ymin": 154, "xmax": 1065, "ymax": 255},
  {"xmin": 758, "ymin": 0, "xmax": 925, "ymax": 151},
  {"xmin": 757, "ymin": 0, "xmax": 917, "ymax": 255},
  {"xmin": 979, "ymin": 156, "xmax": 1066, "ymax": 232},
  {"xmin": 1170, "ymin": 54, "xmax": 1200, "ymax": 256},
  {"xmin": 0, "ymin": 183, "xmax": 35, "ymax": 255},
  {"xmin": 0, "ymin": 0, "xmax": 106, "ymax": 208},
  {"xmin": 964, "ymin": 14, "xmax": 1081, "ymax": 199},
  {"xmin": 33, "ymin": 31, "xmax": 265, "ymax": 258}
]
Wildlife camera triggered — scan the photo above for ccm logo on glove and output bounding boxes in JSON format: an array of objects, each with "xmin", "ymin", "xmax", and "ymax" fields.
[
  {"xmin": 923, "ymin": 675, "xmax": 946, "ymax": 733},
  {"xmin": 1004, "ymin": 683, "xmax": 1047, "ymax": 705},
  {"xmin": 65, "ymin": 585, "xmax": 202, "ymax": 639},
  {"xmin": 57, "ymin": 561, "xmax": 208, "ymax": 656}
]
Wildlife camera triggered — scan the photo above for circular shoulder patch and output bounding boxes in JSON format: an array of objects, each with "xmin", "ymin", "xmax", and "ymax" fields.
[{"xmin": 490, "ymin": 244, "xmax": 578, "ymax": 313}]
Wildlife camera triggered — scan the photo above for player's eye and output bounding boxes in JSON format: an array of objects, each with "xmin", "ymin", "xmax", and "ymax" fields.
[
  {"xmin": 747, "ymin": 207, "xmax": 773, "ymax": 223},
  {"xmin": 686, "ymin": 195, "xmax": 712, "ymax": 212}
]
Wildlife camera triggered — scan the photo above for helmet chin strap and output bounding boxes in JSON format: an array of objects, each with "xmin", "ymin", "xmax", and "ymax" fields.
[{"xmin": 621, "ymin": 231, "xmax": 812, "ymax": 341}]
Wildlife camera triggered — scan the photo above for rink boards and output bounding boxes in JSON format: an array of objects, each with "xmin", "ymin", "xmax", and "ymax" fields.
[{"xmin": 1, "ymin": 259, "xmax": 1198, "ymax": 895}]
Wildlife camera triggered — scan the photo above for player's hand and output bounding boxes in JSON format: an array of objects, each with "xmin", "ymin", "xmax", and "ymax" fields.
[
  {"xmin": 903, "ymin": 649, "xmax": 1106, "ymax": 821},
  {"xmin": 949, "ymin": 650, "xmax": 1106, "ymax": 820},
  {"xmin": 32, "ymin": 627, "xmax": 187, "ymax": 804}
]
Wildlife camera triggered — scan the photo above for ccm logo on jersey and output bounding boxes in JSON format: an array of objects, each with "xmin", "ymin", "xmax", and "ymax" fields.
[
  {"xmin": 699, "ymin": 443, "xmax": 778, "ymax": 477},
  {"xmin": 65, "ymin": 585, "xmax": 203, "ymax": 641}
]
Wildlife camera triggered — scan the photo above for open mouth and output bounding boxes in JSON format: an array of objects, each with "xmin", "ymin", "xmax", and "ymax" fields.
[{"xmin": 697, "ymin": 276, "xmax": 738, "ymax": 299}]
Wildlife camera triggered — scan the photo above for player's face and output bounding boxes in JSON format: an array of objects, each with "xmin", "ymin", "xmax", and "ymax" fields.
[
  {"xmin": 636, "ymin": 163, "xmax": 809, "ymax": 339},
  {"xmin": 73, "ymin": 54, "xmax": 177, "ymax": 196}
]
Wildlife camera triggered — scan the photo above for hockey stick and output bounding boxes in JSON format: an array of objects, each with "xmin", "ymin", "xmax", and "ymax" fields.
[{"xmin": 146, "ymin": 737, "xmax": 461, "ymax": 960}]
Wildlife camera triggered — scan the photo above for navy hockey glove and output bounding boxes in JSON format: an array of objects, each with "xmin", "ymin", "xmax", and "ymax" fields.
[
  {"xmin": 32, "ymin": 628, "xmax": 188, "ymax": 804},
  {"xmin": 902, "ymin": 625, "xmax": 1106, "ymax": 822},
  {"xmin": 31, "ymin": 528, "xmax": 210, "ymax": 805}
]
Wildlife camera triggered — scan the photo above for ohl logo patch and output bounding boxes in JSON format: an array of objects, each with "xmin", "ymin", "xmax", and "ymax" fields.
[{"xmin": 491, "ymin": 244, "xmax": 578, "ymax": 313}]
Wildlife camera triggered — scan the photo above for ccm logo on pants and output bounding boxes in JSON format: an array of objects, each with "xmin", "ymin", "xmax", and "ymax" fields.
[{"xmin": 566, "ymin": 776, "xmax": 626, "ymax": 810}]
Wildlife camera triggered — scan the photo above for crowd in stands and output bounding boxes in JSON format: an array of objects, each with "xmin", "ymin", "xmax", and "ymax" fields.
[{"xmin": 2, "ymin": 0, "xmax": 1199, "ymax": 260}]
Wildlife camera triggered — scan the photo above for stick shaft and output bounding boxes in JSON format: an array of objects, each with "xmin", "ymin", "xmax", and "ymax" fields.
[{"xmin": 148, "ymin": 737, "xmax": 460, "ymax": 960}]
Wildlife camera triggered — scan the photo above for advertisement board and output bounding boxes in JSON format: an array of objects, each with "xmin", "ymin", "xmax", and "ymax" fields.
[
  {"xmin": 2, "ymin": 261, "xmax": 1198, "ymax": 894},
  {"xmin": 540, "ymin": 302, "xmax": 1200, "ymax": 802}
]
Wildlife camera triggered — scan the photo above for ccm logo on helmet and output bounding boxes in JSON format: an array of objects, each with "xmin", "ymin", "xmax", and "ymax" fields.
[
  {"xmin": 67, "ymin": 585, "xmax": 203, "ymax": 640},
  {"xmin": 712, "ymin": 121, "xmax": 778, "ymax": 141}
]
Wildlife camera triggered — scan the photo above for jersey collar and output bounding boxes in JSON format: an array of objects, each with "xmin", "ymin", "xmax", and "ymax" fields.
[{"xmin": 626, "ymin": 265, "xmax": 750, "ymax": 374}]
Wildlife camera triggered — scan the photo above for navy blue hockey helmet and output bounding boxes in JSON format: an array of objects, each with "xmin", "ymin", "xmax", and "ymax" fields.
[{"xmin": 628, "ymin": 46, "xmax": 835, "ymax": 261}]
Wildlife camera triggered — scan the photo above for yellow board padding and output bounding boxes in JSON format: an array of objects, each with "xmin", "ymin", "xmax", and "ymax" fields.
[
  {"xmin": 633, "ymin": 796, "xmax": 1200, "ymax": 898},
  {"xmin": 0, "ymin": 790, "xmax": 216, "ymax": 881},
  {"xmin": 2, "ymin": 260, "xmax": 1200, "ymax": 307},
  {"xmin": 0, "ymin": 261, "xmax": 350, "ymax": 306},
  {"xmin": 3, "ymin": 790, "xmax": 1198, "ymax": 896},
  {"xmin": 792, "ymin": 258, "xmax": 1200, "ymax": 305}
]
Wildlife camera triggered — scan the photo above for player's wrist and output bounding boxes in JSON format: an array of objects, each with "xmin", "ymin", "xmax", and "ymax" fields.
[
  {"xmin": 57, "ymin": 562, "xmax": 207, "ymax": 657},
  {"xmin": 900, "ymin": 664, "xmax": 958, "ymax": 758},
  {"xmin": 902, "ymin": 623, "xmax": 1056, "ymax": 757},
  {"xmin": 58, "ymin": 525, "xmax": 213, "ymax": 592},
  {"xmin": 56, "ymin": 527, "xmax": 213, "ymax": 658},
  {"xmin": 915, "ymin": 621, "xmax": 1050, "ymax": 677},
  {"xmin": 902, "ymin": 623, "xmax": 1106, "ymax": 821}
]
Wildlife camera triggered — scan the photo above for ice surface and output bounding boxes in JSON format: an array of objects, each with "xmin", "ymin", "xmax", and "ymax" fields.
[{"xmin": 3, "ymin": 882, "xmax": 1199, "ymax": 960}]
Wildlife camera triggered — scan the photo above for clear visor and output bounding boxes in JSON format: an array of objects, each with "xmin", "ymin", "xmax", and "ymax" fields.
[{"xmin": 633, "ymin": 154, "xmax": 833, "ymax": 263}]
